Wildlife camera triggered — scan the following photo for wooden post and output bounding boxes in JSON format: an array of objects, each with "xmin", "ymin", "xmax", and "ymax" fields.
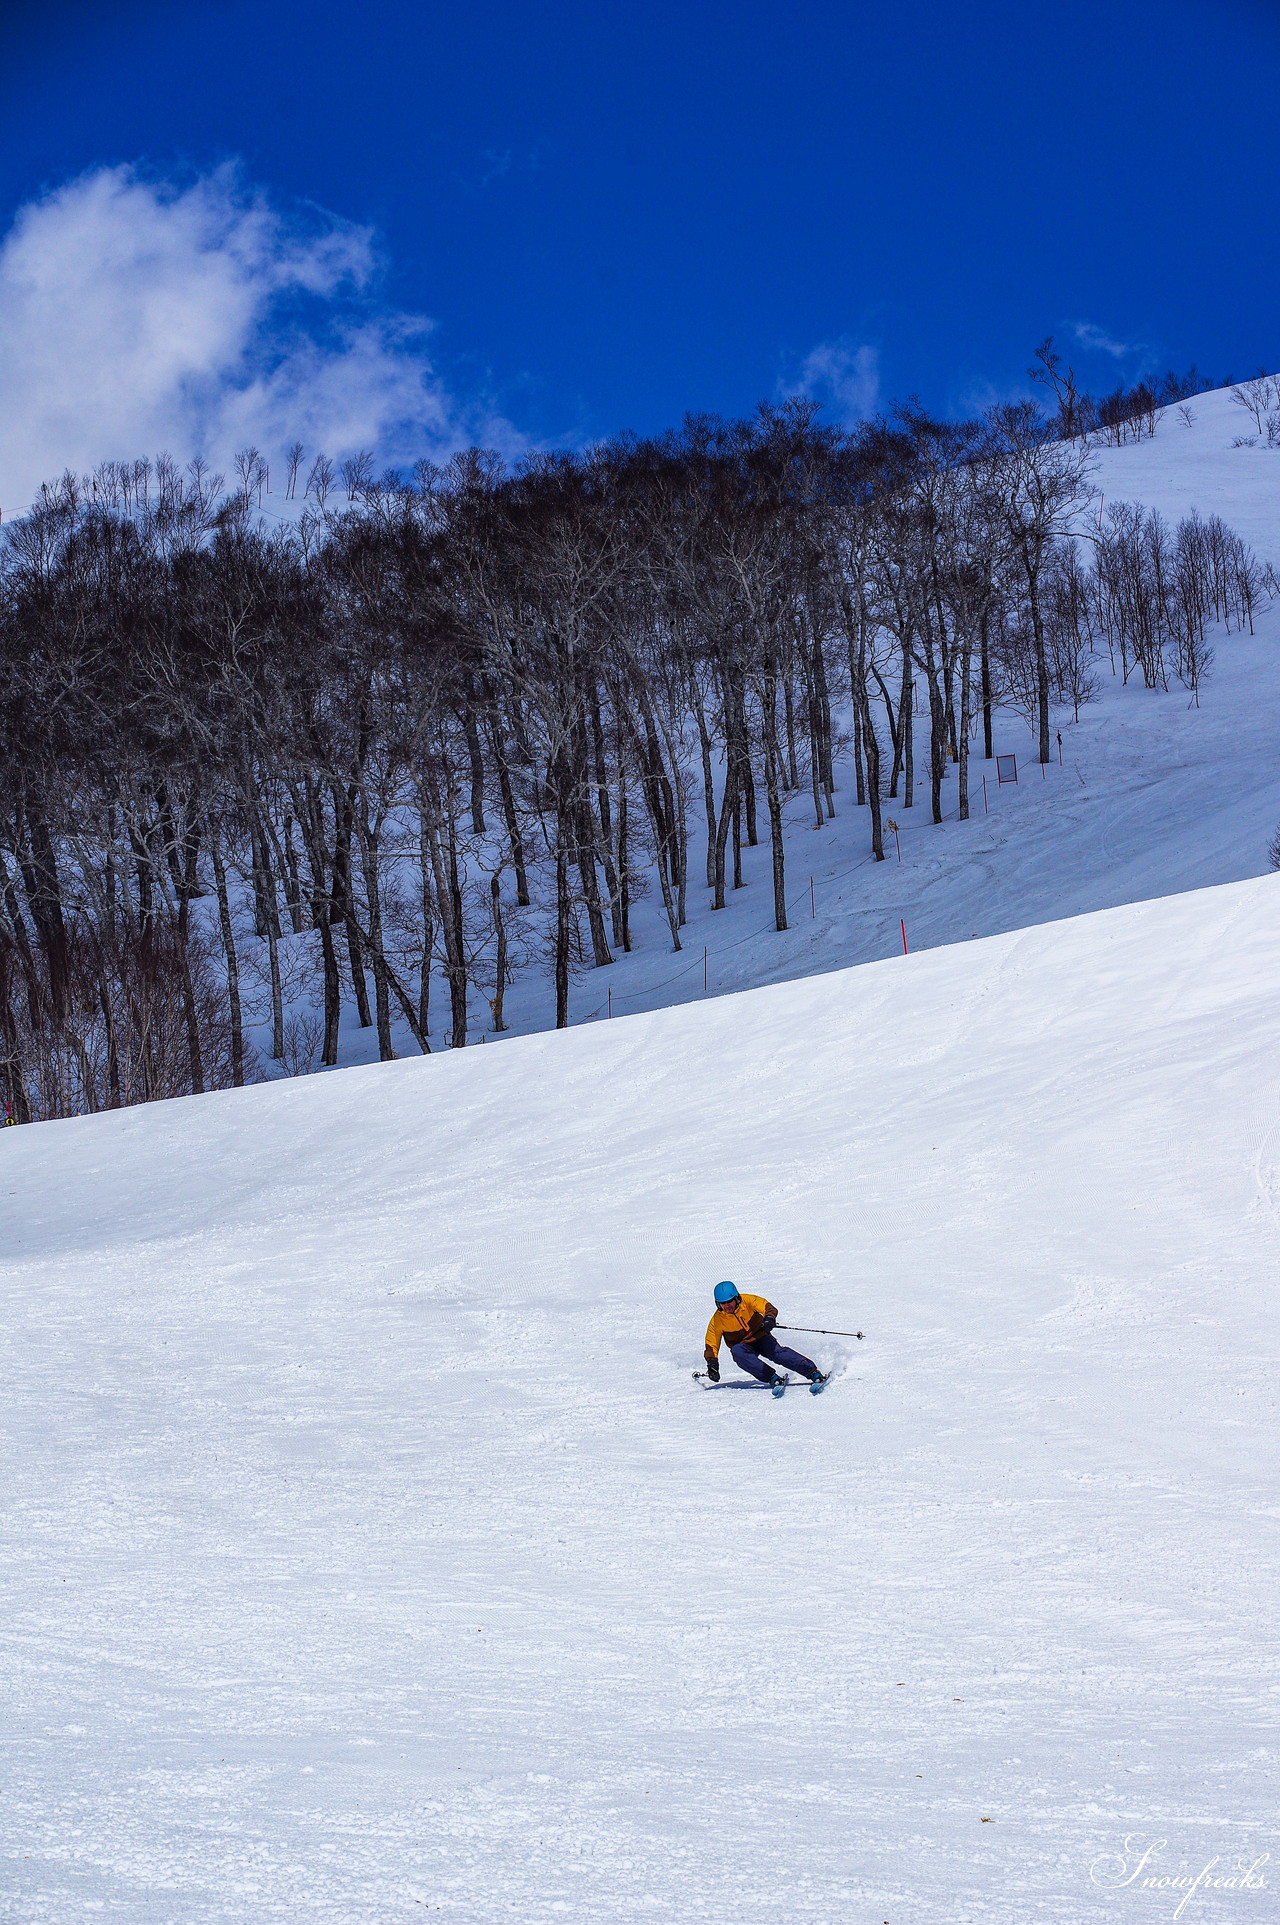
[
  {"xmin": 607, "ymin": 987, "xmax": 613, "ymax": 1019},
  {"xmin": 703, "ymin": 947, "xmax": 708, "ymax": 991}
]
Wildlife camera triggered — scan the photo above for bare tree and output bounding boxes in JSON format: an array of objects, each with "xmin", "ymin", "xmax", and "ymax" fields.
[
  {"xmin": 305, "ymin": 454, "xmax": 336, "ymax": 507},
  {"xmin": 1230, "ymin": 376, "xmax": 1274, "ymax": 436}
]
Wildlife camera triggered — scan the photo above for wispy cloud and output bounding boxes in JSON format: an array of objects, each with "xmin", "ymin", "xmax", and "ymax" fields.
[
  {"xmin": 1068, "ymin": 320, "xmax": 1142, "ymax": 361},
  {"xmin": 0, "ymin": 163, "xmax": 520, "ymax": 512},
  {"xmin": 779, "ymin": 338, "xmax": 880, "ymax": 423}
]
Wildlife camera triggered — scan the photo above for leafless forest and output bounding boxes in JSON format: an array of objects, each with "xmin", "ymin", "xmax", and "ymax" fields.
[{"xmin": 0, "ymin": 372, "xmax": 1268, "ymax": 1121}]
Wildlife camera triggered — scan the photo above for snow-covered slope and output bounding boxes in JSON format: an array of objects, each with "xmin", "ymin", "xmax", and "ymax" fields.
[
  {"xmin": 1088, "ymin": 381, "xmax": 1280, "ymax": 565},
  {"xmin": 3, "ymin": 875, "xmax": 1277, "ymax": 1922}
]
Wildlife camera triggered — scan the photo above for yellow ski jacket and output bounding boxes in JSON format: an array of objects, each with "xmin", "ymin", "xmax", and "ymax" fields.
[{"xmin": 704, "ymin": 1293, "xmax": 777, "ymax": 1366}]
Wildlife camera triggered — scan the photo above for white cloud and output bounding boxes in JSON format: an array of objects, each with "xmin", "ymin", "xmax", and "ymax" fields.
[
  {"xmin": 0, "ymin": 163, "xmax": 517, "ymax": 512},
  {"xmin": 1069, "ymin": 320, "xmax": 1140, "ymax": 361},
  {"xmin": 780, "ymin": 338, "xmax": 880, "ymax": 423}
]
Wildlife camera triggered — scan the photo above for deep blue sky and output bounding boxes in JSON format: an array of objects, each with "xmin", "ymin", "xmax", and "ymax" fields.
[{"xmin": 2, "ymin": 0, "xmax": 1279, "ymax": 444}]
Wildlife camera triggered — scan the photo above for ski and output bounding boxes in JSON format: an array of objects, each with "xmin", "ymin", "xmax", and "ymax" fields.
[
  {"xmin": 692, "ymin": 1369, "xmax": 834, "ymax": 1397},
  {"xmin": 692, "ymin": 1371, "xmax": 801, "ymax": 1395}
]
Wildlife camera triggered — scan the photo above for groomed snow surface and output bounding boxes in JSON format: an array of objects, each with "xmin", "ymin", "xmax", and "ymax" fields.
[{"xmin": 3, "ymin": 874, "xmax": 1278, "ymax": 1922}]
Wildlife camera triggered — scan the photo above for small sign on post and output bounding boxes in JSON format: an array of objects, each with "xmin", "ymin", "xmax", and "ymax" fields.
[{"xmin": 996, "ymin": 754, "xmax": 1018, "ymax": 785}]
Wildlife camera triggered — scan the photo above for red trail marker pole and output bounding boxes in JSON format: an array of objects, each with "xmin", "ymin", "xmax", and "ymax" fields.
[{"xmin": 901, "ymin": 919, "xmax": 909, "ymax": 955}]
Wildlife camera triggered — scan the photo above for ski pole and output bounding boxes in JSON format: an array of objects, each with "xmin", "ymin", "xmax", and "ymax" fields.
[{"xmin": 776, "ymin": 1325, "xmax": 864, "ymax": 1338}]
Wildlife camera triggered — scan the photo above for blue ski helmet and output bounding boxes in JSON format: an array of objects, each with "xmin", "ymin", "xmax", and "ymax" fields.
[{"xmin": 713, "ymin": 1281, "xmax": 740, "ymax": 1304}]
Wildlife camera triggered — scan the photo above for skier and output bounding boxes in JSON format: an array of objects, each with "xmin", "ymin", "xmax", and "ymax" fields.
[{"xmin": 702, "ymin": 1282, "xmax": 827, "ymax": 1393}]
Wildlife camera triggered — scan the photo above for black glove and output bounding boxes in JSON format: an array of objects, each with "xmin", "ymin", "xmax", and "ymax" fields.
[
  {"xmin": 762, "ymin": 1315, "xmax": 777, "ymax": 1334},
  {"xmin": 705, "ymin": 1358, "xmax": 720, "ymax": 1382}
]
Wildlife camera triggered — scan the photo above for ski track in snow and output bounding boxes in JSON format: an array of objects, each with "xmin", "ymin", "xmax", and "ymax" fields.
[{"xmin": 2, "ymin": 877, "xmax": 1279, "ymax": 1922}]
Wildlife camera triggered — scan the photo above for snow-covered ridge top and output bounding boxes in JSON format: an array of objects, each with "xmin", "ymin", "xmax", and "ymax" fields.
[{"xmin": 1086, "ymin": 377, "xmax": 1280, "ymax": 562}]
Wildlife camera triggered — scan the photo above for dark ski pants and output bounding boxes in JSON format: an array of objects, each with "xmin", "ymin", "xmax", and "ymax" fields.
[{"xmin": 730, "ymin": 1333, "xmax": 818, "ymax": 1384}]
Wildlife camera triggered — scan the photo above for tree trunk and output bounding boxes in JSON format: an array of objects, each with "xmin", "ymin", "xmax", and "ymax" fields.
[
  {"xmin": 428, "ymin": 805, "xmax": 469, "ymax": 1049},
  {"xmin": 852, "ymin": 700, "xmax": 866, "ymax": 807},
  {"xmin": 359, "ymin": 827, "xmax": 395, "ymax": 1061},
  {"xmin": 1023, "ymin": 540, "xmax": 1051, "ymax": 764},
  {"xmin": 417, "ymin": 814, "xmax": 434, "ymax": 1043},
  {"xmin": 490, "ymin": 876, "xmax": 508, "ymax": 1032},
  {"xmin": 318, "ymin": 916, "xmax": 341, "ymax": 1067},
  {"xmin": 958, "ymin": 629, "xmax": 974, "ymax": 822},
  {"xmin": 616, "ymin": 771, "xmax": 631, "ymax": 953},
  {"xmin": 898, "ymin": 654, "xmax": 915, "ymax": 807},
  {"xmin": 554, "ymin": 828, "xmax": 571, "ymax": 1028},
  {"xmin": 813, "ymin": 630, "xmax": 835, "ymax": 816},
  {"xmin": 589, "ymin": 692, "xmax": 623, "ymax": 946},
  {"xmin": 857, "ymin": 678, "xmax": 886, "ymax": 860},
  {"xmin": 694, "ymin": 691, "xmax": 718, "ymax": 889},
  {"xmin": 176, "ymin": 828, "xmax": 205, "ymax": 1096},
  {"xmin": 332, "ymin": 785, "xmax": 372, "ymax": 1028},
  {"xmin": 211, "ymin": 837, "xmax": 245, "ymax": 1087},
  {"xmin": 268, "ymin": 923, "xmax": 285, "ymax": 1062},
  {"xmin": 22, "ymin": 803, "xmax": 70, "ymax": 1026},
  {"xmin": 782, "ymin": 673, "xmax": 801, "ymax": 790},
  {"xmin": 464, "ymin": 687, "xmax": 487, "ymax": 834},
  {"xmin": 485, "ymin": 705, "xmax": 530, "ymax": 905},
  {"xmin": 761, "ymin": 663, "xmax": 789, "ymax": 931},
  {"xmin": 980, "ymin": 607, "xmax": 994, "ymax": 759},
  {"xmin": 282, "ymin": 814, "xmax": 306, "ymax": 932}
]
